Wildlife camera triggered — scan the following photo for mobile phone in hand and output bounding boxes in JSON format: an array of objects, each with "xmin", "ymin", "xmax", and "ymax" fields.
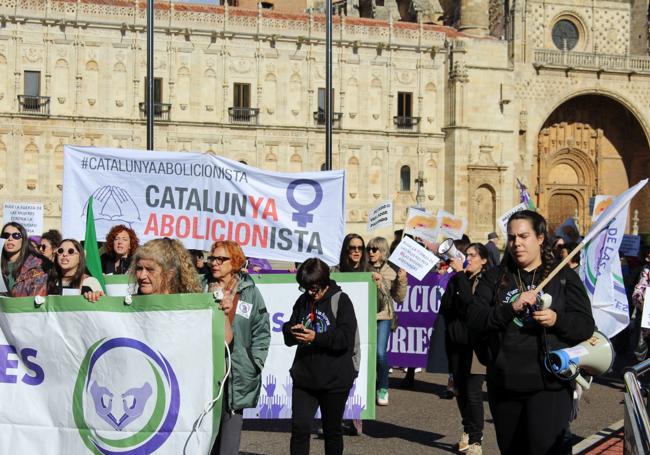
[{"xmin": 292, "ymin": 327, "xmax": 306, "ymax": 334}]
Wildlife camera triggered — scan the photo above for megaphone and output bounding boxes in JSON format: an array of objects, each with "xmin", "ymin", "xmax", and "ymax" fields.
[
  {"xmin": 437, "ymin": 238, "xmax": 465, "ymax": 262},
  {"xmin": 546, "ymin": 331, "xmax": 614, "ymax": 390}
]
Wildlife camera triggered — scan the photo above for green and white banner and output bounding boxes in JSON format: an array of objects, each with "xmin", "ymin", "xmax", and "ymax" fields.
[
  {"xmin": 0, "ymin": 294, "xmax": 224, "ymax": 454},
  {"xmin": 102, "ymin": 273, "xmax": 377, "ymax": 420}
]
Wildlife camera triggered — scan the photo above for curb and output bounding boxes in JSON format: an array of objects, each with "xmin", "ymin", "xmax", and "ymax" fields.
[{"xmin": 572, "ymin": 419, "xmax": 624, "ymax": 454}]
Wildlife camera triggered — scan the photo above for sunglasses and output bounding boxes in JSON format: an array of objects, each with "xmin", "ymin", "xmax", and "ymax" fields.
[
  {"xmin": 207, "ymin": 256, "xmax": 230, "ymax": 265},
  {"xmin": 1, "ymin": 232, "xmax": 23, "ymax": 240},
  {"xmin": 348, "ymin": 245, "xmax": 363, "ymax": 252},
  {"xmin": 366, "ymin": 246, "xmax": 379, "ymax": 253},
  {"xmin": 56, "ymin": 247, "xmax": 79, "ymax": 256},
  {"xmin": 298, "ymin": 285, "xmax": 323, "ymax": 295},
  {"xmin": 37, "ymin": 244, "xmax": 48, "ymax": 251}
]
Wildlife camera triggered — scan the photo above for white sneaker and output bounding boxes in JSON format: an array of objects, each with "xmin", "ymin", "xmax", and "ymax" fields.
[
  {"xmin": 376, "ymin": 388, "xmax": 389, "ymax": 406},
  {"xmin": 466, "ymin": 443, "xmax": 482, "ymax": 455},
  {"xmin": 458, "ymin": 432, "xmax": 469, "ymax": 452}
]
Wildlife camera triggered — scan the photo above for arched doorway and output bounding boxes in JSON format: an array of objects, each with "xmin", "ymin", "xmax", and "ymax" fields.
[{"xmin": 535, "ymin": 95, "xmax": 650, "ymax": 234}]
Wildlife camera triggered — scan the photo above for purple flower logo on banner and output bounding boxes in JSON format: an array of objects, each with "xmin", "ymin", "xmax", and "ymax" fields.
[{"xmin": 73, "ymin": 337, "xmax": 180, "ymax": 455}]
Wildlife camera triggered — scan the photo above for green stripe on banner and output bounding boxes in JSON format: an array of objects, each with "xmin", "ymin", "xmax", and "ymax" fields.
[
  {"xmin": 103, "ymin": 274, "xmax": 130, "ymax": 285},
  {"xmin": 212, "ymin": 292, "xmax": 223, "ymax": 442},
  {"xmin": 0, "ymin": 293, "xmax": 215, "ymax": 313}
]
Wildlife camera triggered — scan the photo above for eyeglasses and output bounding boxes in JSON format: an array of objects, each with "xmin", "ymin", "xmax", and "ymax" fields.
[
  {"xmin": 348, "ymin": 245, "xmax": 363, "ymax": 252},
  {"xmin": 366, "ymin": 247, "xmax": 379, "ymax": 253},
  {"xmin": 56, "ymin": 247, "xmax": 79, "ymax": 256},
  {"xmin": 299, "ymin": 285, "xmax": 323, "ymax": 296},
  {"xmin": 207, "ymin": 256, "xmax": 231, "ymax": 265},
  {"xmin": 37, "ymin": 244, "xmax": 48, "ymax": 252},
  {"xmin": 1, "ymin": 232, "xmax": 23, "ymax": 240}
]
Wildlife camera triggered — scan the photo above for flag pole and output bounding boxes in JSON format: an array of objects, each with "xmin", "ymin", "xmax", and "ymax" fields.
[
  {"xmin": 535, "ymin": 242, "xmax": 586, "ymax": 293},
  {"xmin": 146, "ymin": 0, "xmax": 154, "ymax": 150}
]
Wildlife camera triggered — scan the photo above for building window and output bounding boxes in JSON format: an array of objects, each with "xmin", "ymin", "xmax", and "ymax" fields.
[
  {"xmin": 233, "ymin": 83, "xmax": 251, "ymax": 108},
  {"xmin": 552, "ymin": 19, "xmax": 579, "ymax": 51},
  {"xmin": 140, "ymin": 77, "xmax": 170, "ymax": 120},
  {"xmin": 400, "ymin": 165, "xmax": 411, "ymax": 191},
  {"xmin": 229, "ymin": 83, "xmax": 259, "ymax": 124},
  {"xmin": 394, "ymin": 92, "xmax": 420, "ymax": 130},
  {"xmin": 18, "ymin": 71, "xmax": 49, "ymax": 114},
  {"xmin": 314, "ymin": 88, "xmax": 342, "ymax": 126},
  {"xmin": 260, "ymin": 1, "xmax": 273, "ymax": 9}
]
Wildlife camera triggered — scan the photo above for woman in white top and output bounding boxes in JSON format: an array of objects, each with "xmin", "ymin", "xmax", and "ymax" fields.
[{"xmin": 47, "ymin": 239, "xmax": 102, "ymax": 295}]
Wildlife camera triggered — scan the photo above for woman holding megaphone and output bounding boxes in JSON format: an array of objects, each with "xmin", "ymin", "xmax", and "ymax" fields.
[{"xmin": 467, "ymin": 210, "xmax": 594, "ymax": 455}]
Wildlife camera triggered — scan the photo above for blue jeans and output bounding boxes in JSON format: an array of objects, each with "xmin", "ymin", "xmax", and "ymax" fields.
[{"xmin": 376, "ymin": 319, "xmax": 391, "ymax": 390}]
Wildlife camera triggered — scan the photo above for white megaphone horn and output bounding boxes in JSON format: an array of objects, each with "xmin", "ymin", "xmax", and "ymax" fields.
[
  {"xmin": 546, "ymin": 330, "xmax": 614, "ymax": 390},
  {"xmin": 437, "ymin": 238, "xmax": 465, "ymax": 262}
]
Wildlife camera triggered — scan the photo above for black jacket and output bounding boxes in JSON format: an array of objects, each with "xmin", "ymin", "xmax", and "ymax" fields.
[
  {"xmin": 467, "ymin": 265, "xmax": 594, "ymax": 392},
  {"xmin": 440, "ymin": 271, "xmax": 477, "ymax": 346},
  {"xmin": 100, "ymin": 253, "xmax": 132, "ymax": 275},
  {"xmin": 282, "ymin": 280, "xmax": 357, "ymax": 392}
]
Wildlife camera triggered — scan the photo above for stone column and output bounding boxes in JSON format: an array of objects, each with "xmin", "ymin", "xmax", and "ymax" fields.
[{"xmin": 459, "ymin": 0, "xmax": 489, "ymax": 36}]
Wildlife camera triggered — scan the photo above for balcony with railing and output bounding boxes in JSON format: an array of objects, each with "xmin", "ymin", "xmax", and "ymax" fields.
[
  {"xmin": 139, "ymin": 102, "xmax": 171, "ymax": 121},
  {"xmin": 313, "ymin": 111, "xmax": 342, "ymax": 127},
  {"xmin": 228, "ymin": 107, "xmax": 259, "ymax": 125},
  {"xmin": 18, "ymin": 95, "xmax": 50, "ymax": 115},
  {"xmin": 533, "ymin": 49, "xmax": 650, "ymax": 74},
  {"xmin": 393, "ymin": 116, "xmax": 420, "ymax": 131}
]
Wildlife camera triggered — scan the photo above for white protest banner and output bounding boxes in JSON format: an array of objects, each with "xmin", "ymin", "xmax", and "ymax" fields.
[
  {"xmin": 437, "ymin": 210, "xmax": 468, "ymax": 240},
  {"xmin": 0, "ymin": 239, "xmax": 6, "ymax": 293},
  {"xmin": 61, "ymin": 146, "xmax": 346, "ymax": 265},
  {"xmin": 388, "ymin": 236, "xmax": 440, "ymax": 281},
  {"xmin": 99, "ymin": 273, "xmax": 377, "ymax": 420},
  {"xmin": 0, "ymin": 294, "xmax": 223, "ymax": 454},
  {"xmin": 367, "ymin": 201, "xmax": 393, "ymax": 232},
  {"xmin": 592, "ymin": 195, "xmax": 614, "ymax": 222},
  {"xmin": 2, "ymin": 202, "xmax": 43, "ymax": 236},
  {"xmin": 404, "ymin": 208, "xmax": 440, "ymax": 243},
  {"xmin": 498, "ymin": 202, "xmax": 527, "ymax": 235},
  {"xmin": 642, "ymin": 288, "xmax": 650, "ymax": 330}
]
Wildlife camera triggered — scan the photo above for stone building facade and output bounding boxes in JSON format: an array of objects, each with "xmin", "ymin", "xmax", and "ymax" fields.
[{"xmin": 0, "ymin": 0, "xmax": 648, "ymax": 243}]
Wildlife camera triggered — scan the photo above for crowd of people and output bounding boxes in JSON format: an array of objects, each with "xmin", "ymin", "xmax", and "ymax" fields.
[{"xmin": 1, "ymin": 210, "xmax": 649, "ymax": 455}]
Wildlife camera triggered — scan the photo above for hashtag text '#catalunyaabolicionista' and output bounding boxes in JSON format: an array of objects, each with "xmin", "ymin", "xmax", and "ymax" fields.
[{"xmin": 82, "ymin": 157, "xmax": 248, "ymax": 182}]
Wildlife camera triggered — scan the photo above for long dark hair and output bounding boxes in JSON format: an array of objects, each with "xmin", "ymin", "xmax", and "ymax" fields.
[
  {"xmin": 338, "ymin": 233, "xmax": 368, "ymax": 272},
  {"xmin": 1, "ymin": 222, "xmax": 35, "ymax": 281},
  {"xmin": 47, "ymin": 239, "xmax": 87, "ymax": 294},
  {"xmin": 496, "ymin": 210, "xmax": 556, "ymax": 297}
]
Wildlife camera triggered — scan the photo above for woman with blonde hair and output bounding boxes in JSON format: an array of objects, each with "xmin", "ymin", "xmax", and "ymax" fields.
[
  {"xmin": 84, "ymin": 237, "xmax": 202, "ymax": 301},
  {"xmin": 367, "ymin": 236, "xmax": 407, "ymax": 406},
  {"xmin": 205, "ymin": 240, "xmax": 270, "ymax": 455}
]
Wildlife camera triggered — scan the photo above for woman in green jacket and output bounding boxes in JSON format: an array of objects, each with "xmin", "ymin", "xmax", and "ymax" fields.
[{"xmin": 206, "ymin": 240, "xmax": 271, "ymax": 455}]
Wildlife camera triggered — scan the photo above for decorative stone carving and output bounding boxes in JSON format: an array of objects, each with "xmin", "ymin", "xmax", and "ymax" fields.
[{"xmin": 230, "ymin": 59, "xmax": 253, "ymax": 74}]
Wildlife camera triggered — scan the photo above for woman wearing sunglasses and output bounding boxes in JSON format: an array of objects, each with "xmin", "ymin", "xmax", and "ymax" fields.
[
  {"xmin": 46, "ymin": 239, "xmax": 102, "ymax": 295},
  {"xmin": 367, "ymin": 236, "xmax": 407, "ymax": 406},
  {"xmin": 332, "ymin": 233, "xmax": 367, "ymax": 273},
  {"xmin": 38, "ymin": 229, "xmax": 62, "ymax": 262},
  {"xmin": 282, "ymin": 258, "xmax": 358, "ymax": 455},
  {"xmin": 205, "ymin": 240, "xmax": 270, "ymax": 455},
  {"xmin": 1, "ymin": 222, "xmax": 48, "ymax": 297}
]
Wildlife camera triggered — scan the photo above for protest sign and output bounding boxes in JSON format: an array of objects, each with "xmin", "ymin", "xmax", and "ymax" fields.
[
  {"xmin": 620, "ymin": 234, "xmax": 641, "ymax": 257},
  {"xmin": 98, "ymin": 273, "xmax": 376, "ymax": 420},
  {"xmin": 2, "ymin": 202, "xmax": 43, "ymax": 236},
  {"xmin": 367, "ymin": 201, "xmax": 393, "ymax": 232},
  {"xmin": 0, "ymin": 293, "xmax": 223, "ymax": 454},
  {"xmin": 0, "ymin": 239, "xmax": 6, "ymax": 293},
  {"xmin": 642, "ymin": 288, "xmax": 650, "ymax": 330},
  {"xmin": 389, "ymin": 237, "xmax": 440, "ymax": 281},
  {"xmin": 498, "ymin": 202, "xmax": 527, "ymax": 235},
  {"xmin": 404, "ymin": 208, "xmax": 440, "ymax": 243},
  {"xmin": 592, "ymin": 195, "xmax": 614, "ymax": 221},
  {"xmin": 437, "ymin": 210, "xmax": 467, "ymax": 240},
  {"xmin": 61, "ymin": 146, "xmax": 346, "ymax": 265},
  {"xmin": 387, "ymin": 272, "xmax": 453, "ymax": 368}
]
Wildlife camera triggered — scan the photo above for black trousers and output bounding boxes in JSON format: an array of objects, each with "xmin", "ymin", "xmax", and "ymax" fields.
[
  {"xmin": 488, "ymin": 385, "xmax": 572, "ymax": 455},
  {"xmin": 451, "ymin": 345, "xmax": 485, "ymax": 444},
  {"xmin": 290, "ymin": 386, "xmax": 349, "ymax": 455}
]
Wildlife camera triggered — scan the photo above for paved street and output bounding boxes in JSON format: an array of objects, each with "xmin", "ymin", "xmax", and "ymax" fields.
[{"xmin": 239, "ymin": 371, "xmax": 625, "ymax": 454}]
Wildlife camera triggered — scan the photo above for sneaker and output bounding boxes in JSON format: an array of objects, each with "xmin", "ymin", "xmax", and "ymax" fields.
[
  {"xmin": 377, "ymin": 388, "xmax": 389, "ymax": 405},
  {"xmin": 458, "ymin": 432, "xmax": 470, "ymax": 452},
  {"xmin": 466, "ymin": 443, "xmax": 482, "ymax": 455}
]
